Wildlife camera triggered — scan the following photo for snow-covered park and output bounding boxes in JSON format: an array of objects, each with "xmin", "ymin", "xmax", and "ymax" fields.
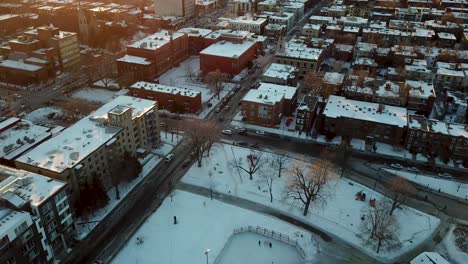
[
  {"xmin": 112, "ymin": 190, "xmax": 319, "ymax": 264},
  {"xmin": 385, "ymin": 169, "xmax": 468, "ymax": 200},
  {"xmin": 181, "ymin": 143, "xmax": 440, "ymax": 262},
  {"xmin": 76, "ymin": 136, "xmax": 180, "ymax": 239},
  {"xmin": 71, "ymin": 88, "xmax": 118, "ymax": 103}
]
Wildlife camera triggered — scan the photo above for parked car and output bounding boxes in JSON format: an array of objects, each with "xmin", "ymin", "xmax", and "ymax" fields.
[
  {"xmin": 222, "ymin": 129, "xmax": 232, "ymax": 135},
  {"xmin": 255, "ymin": 130, "xmax": 265, "ymax": 135},
  {"xmin": 165, "ymin": 153, "xmax": 174, "ymax": 162},
  {"xmin": 235, "ymin": 126, "xmax": 246, "ymax": 134},
  {"xmin": 390, "ymin": 163, "xmax": 403, "ymax": 169},
  {"xmin": 215, "ymin": 107, "xmax": 222, "ymax": 113},
  {"xmin": 223, "ymin": 105, "xmax": 229, "ymax": 111}
]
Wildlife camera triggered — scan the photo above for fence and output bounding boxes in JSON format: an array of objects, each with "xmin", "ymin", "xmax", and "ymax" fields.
[{"xmin": 213, "ymin": 225, "xmax": 306, "ymax": 264}]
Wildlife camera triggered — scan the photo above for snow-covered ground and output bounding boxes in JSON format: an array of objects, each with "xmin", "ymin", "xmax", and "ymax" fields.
[
  {"xmin": 384, "ymin": 169, "xmax": 468, "ymax": 200},
  {"xmin": 76, "ymin": 155, "xmax": 161, "ymax": 239},
  {"xmin": 231, "ymin": 112, "xmax": 312, "ymax": 140},
  {"xmin": 76, "ymin": 136, "xmax": 181, "ymax": 239},
  {"xmin": 71, "ymin": 88, "xmax": 117, "ymax": 103},
  {"xmin": 436, "ymin": 225, "xmax": 468, "ymax": 264},
  {"xmin": 25, "ymin": 107, "xmax": 63, "ymax": 123},
  {"xmin": 181, "ymin": 143, "xmax": 440, "ymax": 262},
  {"xmin": 159, "ymin": 56, "xmax": 235, "ymax": 119},
  {"xmin": 112, "ymin": 190, "xmax": 318, "ymax": 264}
]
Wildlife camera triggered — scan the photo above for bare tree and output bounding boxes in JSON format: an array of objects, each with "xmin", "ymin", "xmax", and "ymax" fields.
[
  {"xmin": 258, "ymin": 167, "xmax": 276, "ymax": 203},
  {"xmin": 388, "ymin": 177, "xmax": 417, "ymax": 216},
  {"xmin": 205, "ymin": 69, "xmax": 229, "ymax": 99},
  {"xmin": 183, "ymin": 120, "xmax": 219, "ymax": 167},
  {"xmin": 302, "ymin": 71, "xmax": 324, "ymax": 96},
  {"xmin": 230, "ymin": 150, "xmax": 269, "ymax": 180},
  {"xmin": 361, "ymin": 203, "xmax": 400, "ymax": 253},
  {"xmin": 271, "ymin": 152, "xmax": 289, "ymax": 178},
  {"xmin": 285, "ymin": 158, "xmax": 334, "ymax": 216}
]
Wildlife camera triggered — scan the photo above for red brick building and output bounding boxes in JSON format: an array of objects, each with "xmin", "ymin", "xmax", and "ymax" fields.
[
  {"xmin": 241, "ymin": 89, "xmax": 284, "ymax": 127},
  {"xmin": 200, "ymin": 40, "xmax": 257, "ymax": 75},
  {"xmin": 129, "ymin": 81, "xmax": 202, "ymax": 114},
  {"xmin": 117, "ymin": 30, "xmax": 190, "ymax": 84}
]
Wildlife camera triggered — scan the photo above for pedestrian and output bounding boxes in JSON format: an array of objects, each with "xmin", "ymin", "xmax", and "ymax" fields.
[
  {"xmin": 258, "ymin": 240, "xmax": 261, "ymax": 246},
  {"xmin": 269, "ymin": 242, "xmax": 272, "ymax": 248}
]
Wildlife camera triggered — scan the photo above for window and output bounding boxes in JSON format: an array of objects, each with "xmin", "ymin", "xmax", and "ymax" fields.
[{"xmin": 14, "ymin": 222, "xmax": 29, "ymax": 237}]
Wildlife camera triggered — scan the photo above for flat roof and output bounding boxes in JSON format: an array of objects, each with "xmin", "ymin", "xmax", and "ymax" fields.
[
  {"xmin": 262, "ymin": 63, "xmax": 297, "ymax": 80},
  {"xmin": 257, "ymin": 83, "xmax": 297, "ymax": 100},
  {"xmin": 117, "ymin": 55, "xmax": 152, "ymax": 65},
  {"xmin": 131, "ymin": 81, "xmax": 201, "ymax": 98},
  {"xmin": 128, "ymin": 30, "xmax": 185, "ymax": 50},
  {"xmin": 200, "ymin": 40, "xmax": 256, "ymax": 58},
  {"xmin": 177, "ymin": 27, "xmax": 213, "ymax": 37},
  {"xmin": 0, "ymin": 165, "xmax": 66, "ymax": 207},
  {"xmin": 0, "ymin": 118, "xmax": 52, "ymax": 161},
  {"xmin": 0, "ymin": 208, "xmax": 31, "ymax": 238},
  {"xmin": 323, "ymin": 95, "xmax": 408, "ymax": 127},
  {"xmin": 0, "ymin": 60, "xmax": 42, "ymax": 71},
  {"xmin": 242, "ymin": 89, "xmax": 284, "ymax": 105},
  {"xmin": 16, "ymin": 96, "xmax": 156, "ymax": 174}
]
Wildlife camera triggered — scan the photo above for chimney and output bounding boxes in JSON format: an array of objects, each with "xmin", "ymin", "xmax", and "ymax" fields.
[{"xmin": 377, "ymin": 104, "xmax": 385, "ymax": 113}]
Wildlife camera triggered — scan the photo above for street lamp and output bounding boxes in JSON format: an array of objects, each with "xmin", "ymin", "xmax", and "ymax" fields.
[{"xmin": 204, "ymin": 249, "xmax": 210, "ymax": 264}]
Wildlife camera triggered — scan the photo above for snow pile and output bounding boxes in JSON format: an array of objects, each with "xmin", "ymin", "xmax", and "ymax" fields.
[
  {"xmin": 112, "ymin": 191, "xmax": 318, "ymax": 264},
  {"xmin": 72, "ymin": 88, "xmax": 117, "ymax": 103},
  {"xmin": 25, "ymin": 107, "xmax": 63, "ymax": 123},
  {"xmin": 182, "ymin": 143, "xmax": 440, "ymax": 262}
]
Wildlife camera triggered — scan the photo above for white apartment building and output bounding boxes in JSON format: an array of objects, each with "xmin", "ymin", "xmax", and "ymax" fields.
[{"xmin": 15, "ymin": 96, "xmax": 160, "ymax": 193}]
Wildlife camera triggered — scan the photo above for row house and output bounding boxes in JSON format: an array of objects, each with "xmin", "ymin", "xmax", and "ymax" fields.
[
  {"xmin": 320, "ymin": 95, "xmax": 408, "ymax": 145},
  {"xmin": 406, "ymin": 115, "xmax": 468, "ymax": 162},
  {"xmin": 129, "ymin": 81, "xmax": 202, "ymax": 114}
]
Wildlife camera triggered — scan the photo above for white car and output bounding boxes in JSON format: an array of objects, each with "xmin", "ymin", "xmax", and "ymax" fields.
[
  {"xmin": 255, "ymin": 130, "xmax": 265, "ymax": 135},
  {"xmin": 222, "ymin": 129, "xmax": 232, "ymax": 135},
  {"xmin": 408, "ymin": 167, "xmax": 419, "ymax": 172},
  {"xmin": 165, "ymin": 153, "xmax": 174, "ymax": 162},
  {"xmin": 390, "ymin": 164, "xmax": 403, "ymax": 169}
]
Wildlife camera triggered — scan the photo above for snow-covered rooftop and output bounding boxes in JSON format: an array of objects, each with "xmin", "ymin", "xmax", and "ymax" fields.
[
  {"xmin": 0, "ymin": 118, "xmax": 52, "ymax": 161},
  {"xmin": 408, "ymin": 115, "xmax": 468, "ymax": 138},
  {"xmin": 16, "ymin": 96, "xmax": 156, "ymax": 174},
  {"xmin": 0, "ymin": 60, "xmax": 42, "ymax": 71},
  {"xmin": 0, "ymin": 208, "xmax": 31, "ymax": 238},
  {"xmin": 257, "ymin": 83, "xmax": 297, "ymax": 100},
  {"xmin": 131, "ymin": 81, "xmax": 201, "ymax": 98},
  {"xmin": 323, "ymin": 96, "xmax": 408, "ymax": 127},
  {"xmin": 200, "ymin": 40, "xmax": 256, "ymax": 58},
  {"xmin": 406, "ymin": 80, "xmax": 435, "ymax": 99},
  {"xmin": 0, "ymin": 165, "xmax": 66, "ymax": 207},
  {"xmin": 128, "ymin": 30, "xmax": 185, "ymax": 50},
  {"xmin": 117, "ymin": 55, "xmax": 152, "ymax": 65},
  {"xmin": 177, "ymin": 27, "xmax": 213, "ymax": 37},
  {"xmin": 242, "ymin": 89, "xmax": 284, "ymax": 105},
  {"xmin": 277, "ymin": 38, "xmax": 323, "ymax": 61},
  {"xmin": 262, "ymin": 63, "xmax": 297, "ymax": 80},
  {"xmin": 323, "ymin": 72, "xmax": 345, "ymax": 85}
]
